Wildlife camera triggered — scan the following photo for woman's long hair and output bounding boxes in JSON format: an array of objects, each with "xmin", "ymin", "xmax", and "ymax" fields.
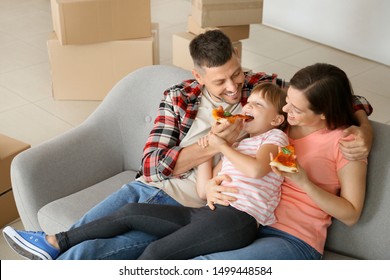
[{"xmin": 289, "ymin": 63, "xmax": 358, "ymax": 130}]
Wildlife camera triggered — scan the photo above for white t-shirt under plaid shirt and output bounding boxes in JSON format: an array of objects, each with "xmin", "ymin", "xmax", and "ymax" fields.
[{"xmin": 220, "ymin": 128, "xmax": 289, "ymax": 225}]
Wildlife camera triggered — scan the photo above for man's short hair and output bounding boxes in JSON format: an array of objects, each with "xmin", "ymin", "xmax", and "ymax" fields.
[{"xmin": 189, "ymin": 30, "xmax": 235, "ymax": 69}]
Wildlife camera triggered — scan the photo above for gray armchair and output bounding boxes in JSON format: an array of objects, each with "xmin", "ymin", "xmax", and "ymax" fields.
[
  {"xmin": 11, "ymin": 65, "xmax": 192, "ymax": 234},
  {"xmin": 11, "ymin": 65, "xmax": 390, "ymax": 259}
]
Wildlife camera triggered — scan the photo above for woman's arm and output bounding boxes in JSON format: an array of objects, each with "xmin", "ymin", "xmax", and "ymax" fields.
[{"xmin": 279, "ymin": 160, "xmax": 367, "ymax": 226}]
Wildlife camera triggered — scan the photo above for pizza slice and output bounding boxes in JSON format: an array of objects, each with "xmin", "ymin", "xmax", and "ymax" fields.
[
  {"xmin": 270, "ymin": 145, "xmax": 298, "ymax": 173},
  {"xmin": 212, "ymin": 106, "xmax": 253, "ymax": 123}
]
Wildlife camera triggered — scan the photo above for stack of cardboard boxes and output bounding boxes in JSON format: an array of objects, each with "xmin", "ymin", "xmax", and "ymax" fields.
[
  {"xmin": 48, "ymin": 0, "xmax": 159, "ymax": 100},
  {"xmin": 0, "ymin": 135, "xmax": 30, "ymax": 227},
  {"xmin": 173, "ymin": 0, "xmax": 263, "ymax": 71}
]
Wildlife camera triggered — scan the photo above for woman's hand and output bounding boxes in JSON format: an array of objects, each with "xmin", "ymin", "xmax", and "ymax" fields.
[
  {"xmin": 269, "ymin": 152, "xmax": 310, "ymax": 188},
  {"xmin": 205, "ymin": 174, "xmax": 237, "ymax": 210}
]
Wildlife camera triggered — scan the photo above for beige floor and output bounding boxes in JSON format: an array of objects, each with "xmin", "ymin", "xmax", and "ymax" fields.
[{"xmin": 1, "ymin": 0, "xmax": 390, "ymax": 260}]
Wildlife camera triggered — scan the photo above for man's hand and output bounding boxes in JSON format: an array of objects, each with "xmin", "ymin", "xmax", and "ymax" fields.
[
  {"xmin": 211, "ymin": 119, "xmax": 242, "ymax": 146},
  {"xmin": 339, "ymin": 124, "xmax": 373, "ymax": 160},
  {"xmin": 205, "ymin": 174, "xmax": 237, "ymax": 210}
]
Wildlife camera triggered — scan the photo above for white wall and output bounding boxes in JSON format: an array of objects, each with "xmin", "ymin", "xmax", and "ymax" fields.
[{"xmin": 263, "ymin": 0, "xmax": 390, "ymax": 66}]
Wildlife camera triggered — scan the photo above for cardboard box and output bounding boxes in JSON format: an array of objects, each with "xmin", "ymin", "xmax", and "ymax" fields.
[
  {"xmin": 187, "ymin": 15, "xmax": 249, "ymax": 42},
  {"xmin": 151, "ymin": 22, "xmax": 160, "ymax": 65},
  {"xmin": 48, "ymin": 25, "xmax": 159, "ymax": 100},
  {"xmin": 0, "ymin": 190, "xmax": 19, "ymax": 227},
  {"xmin": 172, "ymin": 32, "xmax": 242, "ymax": 71},
  {"xmin": 191, "ymin": 0, "xmax": 263, "ymax": 27},
  {"xmin": 51, "ymin": 0, "xmax": 152, "ymax": 45},
  {"xmin": 0, "ymin": 134, "xmax": 30, "ymax": 193},
  {"xmin": 0, "ymin": 134, "xmax": 30, "ymax": 227}
]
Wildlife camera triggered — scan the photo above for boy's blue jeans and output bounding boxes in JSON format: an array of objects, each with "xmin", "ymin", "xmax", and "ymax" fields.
[{"xmin": 57, "ymin": 181, "xmax": 321, "ymax": 260}]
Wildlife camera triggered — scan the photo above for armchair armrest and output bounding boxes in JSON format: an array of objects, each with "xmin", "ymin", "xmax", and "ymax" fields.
[{"xmin": 11, "ymin": 119, "xmax": 124, "ymax": 230}]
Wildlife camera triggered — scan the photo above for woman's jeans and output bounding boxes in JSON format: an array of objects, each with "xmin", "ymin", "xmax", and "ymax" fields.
[
  {"xmin": 56, "ymin": 203, "xmax": 257, "ymax": 260},
  {"xmin": 57, "ymin": 181, "xmax": 321, "ymax": 260},
  {"xmin": 194, "ymin": 226, "xmax": 322, "ymax": 260}
]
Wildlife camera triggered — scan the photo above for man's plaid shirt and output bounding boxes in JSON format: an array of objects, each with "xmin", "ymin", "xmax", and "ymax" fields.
[{"xmin": 140, "ymin": 71, "xmax": 373, "ymax": 182}]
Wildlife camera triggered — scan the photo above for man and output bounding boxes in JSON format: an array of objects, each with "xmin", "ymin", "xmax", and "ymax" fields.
[{"xmin": 58, "ymin": 30, "xmax": 372, "ymax": 259}]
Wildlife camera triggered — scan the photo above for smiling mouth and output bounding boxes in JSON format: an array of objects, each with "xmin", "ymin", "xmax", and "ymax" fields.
[
  {"xmin": 225, "ymin": 85, "xmax": 243, "ymax": 98},
  {"xmin": 244, "ymin": 113, "xmax": 254, "ymax": 122},
  {"xmin": 225, "ymin": 91, "xmax": 238, "ymax": 98}
]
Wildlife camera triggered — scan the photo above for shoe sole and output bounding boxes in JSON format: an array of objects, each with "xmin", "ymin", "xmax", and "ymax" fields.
[{"xmin": 2, "ymin": 226, "xmax": 52, "ymax": 260}]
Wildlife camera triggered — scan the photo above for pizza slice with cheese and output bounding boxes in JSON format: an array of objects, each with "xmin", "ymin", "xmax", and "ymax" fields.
[
  {"xmin": 212, "ymin": 106, "xmax": 253, "ymax": 123},
  {"xmin": 270, "ymin": 145, "xmax": 298, "ymax": 173}
]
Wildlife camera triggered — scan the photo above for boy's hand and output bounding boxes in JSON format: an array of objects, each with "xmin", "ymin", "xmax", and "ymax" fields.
[{"xmin": 197, "ymin": 134, "xmax": 210, "ymax": 148}]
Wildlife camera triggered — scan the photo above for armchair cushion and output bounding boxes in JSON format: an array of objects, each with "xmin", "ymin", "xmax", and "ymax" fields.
[{"xmin": 38, "ymin": 171, "xmax": 136, "ymax": 234}]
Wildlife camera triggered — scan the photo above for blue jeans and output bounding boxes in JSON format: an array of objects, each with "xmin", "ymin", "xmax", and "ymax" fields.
[
  {"xmin": 58, "ymin": 204, "xmax": 257, "ymax": 260},
  {"xmin": 194, "ymin": 226, "xmax": 322, "ymax": 260},
  {"xmin": 57, "ymin": 181, "xmax": 321, "ymax": 260},
  {"xmin": 57, "ymin": 181, "xmax": 181, "ymax": 260}
]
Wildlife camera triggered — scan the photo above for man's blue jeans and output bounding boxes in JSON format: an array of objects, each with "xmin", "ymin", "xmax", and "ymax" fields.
[{"xmin": 57, "ymin": 181, "xmax": 181, "ymax": 260}]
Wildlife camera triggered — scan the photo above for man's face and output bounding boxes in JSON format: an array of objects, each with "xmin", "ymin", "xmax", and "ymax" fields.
[{"xmin": 193, "ymin": 55, "xmax": 245, "ymax": 105}]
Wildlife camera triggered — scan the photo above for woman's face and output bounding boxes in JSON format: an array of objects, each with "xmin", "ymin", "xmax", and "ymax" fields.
[{"xmin": 283, "ymin": 87, "xmax": 325, "ymax": 128}]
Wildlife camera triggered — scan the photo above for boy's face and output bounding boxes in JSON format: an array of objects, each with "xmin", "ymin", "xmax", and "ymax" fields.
[
  {"xmin": 242, "ymin": 91, "xmax": 282, "ymax": 136},
  {"xmin": 192, "ymin": 54, "xmax": 245, "ymax": 105}
]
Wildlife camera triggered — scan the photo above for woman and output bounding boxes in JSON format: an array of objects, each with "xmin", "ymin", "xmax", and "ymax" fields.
[{"xmin": 196, "ymin": 63, "xmax": 368, "ymax": 260}]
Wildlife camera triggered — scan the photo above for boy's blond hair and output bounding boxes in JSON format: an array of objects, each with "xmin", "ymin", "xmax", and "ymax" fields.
[{"xmin": 251, "ymin": 83, "xmax": 287, "ymax": 130}]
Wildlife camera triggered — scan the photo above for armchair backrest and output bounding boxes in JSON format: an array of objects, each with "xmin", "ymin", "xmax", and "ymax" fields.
[
  {"xmin": 88, "ymin": 65, "xmax": 193, "ymax": 172},
  {"xmin": 325, "ymin": 120, "xmax": 390, "ymax": 259}
]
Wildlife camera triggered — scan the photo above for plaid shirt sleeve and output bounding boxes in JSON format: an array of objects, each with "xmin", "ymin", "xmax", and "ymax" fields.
[
  {"xmin": 245, "ymin": 71, "xmax": 287, "ymax": 88},
  {"xmin": 141, "ymin": 92, "xmax": 183, "ymax": 182},
  {"xmin": 352, "ymin": 95, "xmax": 373, "ymax": 116},
  {"xmin": 141, "ymin": 82, "xmax": 199, "ymax": 182}
]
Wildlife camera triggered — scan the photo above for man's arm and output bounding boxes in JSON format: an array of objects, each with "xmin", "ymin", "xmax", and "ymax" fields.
[
  {"xmin": 141, "ymin": 85, "xmax": 241, "ymax": 182},
  {"xmin": 172, "ymin": 119, "xmax": 243, "ymax": 176},
  {"xmin": 339, "ymin": 110, "xmax": 373, "ymax": 160},
  {"xmin": 141, "ymin": 90, "xmax": 196, "ymax": 182},
  {"xmin": 171, "ymin": 142, "xmax": 217, "ymax": 176},
  {"xmin": 339, "ymin": 95, "xmax": 374, "ymax": 160}
]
